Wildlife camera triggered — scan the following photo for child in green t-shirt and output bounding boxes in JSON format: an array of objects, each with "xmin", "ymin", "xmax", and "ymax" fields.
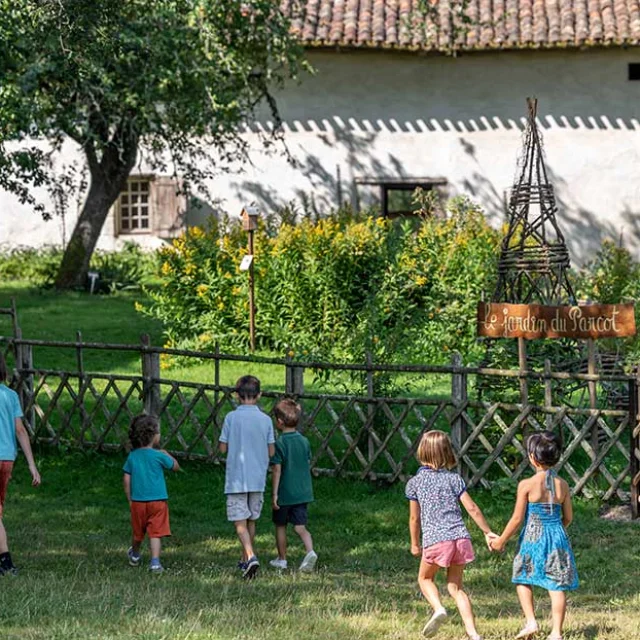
[{"xmin": 269, "ymin": 398, "xmax": 317, "ymax": 572}]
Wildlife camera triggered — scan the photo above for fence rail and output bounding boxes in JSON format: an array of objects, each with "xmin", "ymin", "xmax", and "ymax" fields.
[{"xmin": 1, "ymin": 328, "xmax": 639, "ymax": 508}]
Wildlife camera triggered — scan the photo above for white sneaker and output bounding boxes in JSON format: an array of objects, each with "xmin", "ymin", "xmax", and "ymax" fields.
[
  {"xmin": 269, "ymin": 558, "xmax": 288, "ymax": 570},
  {"xmin": 299, "ymin": 550, "xmax": 318, "ymax": 573},
  {"xmin": 515, "ymin": 621, "xmax": 539, "ymax": 639},
  {"xmin": 422, "ymin": 608, "xmax": 447, "ymax": 637}
]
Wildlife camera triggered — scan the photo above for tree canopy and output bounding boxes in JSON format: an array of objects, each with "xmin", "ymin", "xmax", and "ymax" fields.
[{"xmin": 0, "ymin": 0, "xmax": 307, "ymax": 287}]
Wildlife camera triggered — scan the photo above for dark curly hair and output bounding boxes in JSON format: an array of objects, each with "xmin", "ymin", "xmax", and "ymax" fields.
[
  {"xmin": 129, "ymin": 414, "xmax": 159, "ymax": 449},
  {"xmin": 527, "ymin": 430, "xmax": 562, "ymax": 467}
]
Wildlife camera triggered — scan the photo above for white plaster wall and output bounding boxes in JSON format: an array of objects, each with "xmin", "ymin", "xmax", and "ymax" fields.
[
  {"xmin": 1, "ymin": 48, "xmax": 640, "ymax": 264},
  {"xmin": 221, "ymin": 48, "xmax": 640, "ymax": 264}
]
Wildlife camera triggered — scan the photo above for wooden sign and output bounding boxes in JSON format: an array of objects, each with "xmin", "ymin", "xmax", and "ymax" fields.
[{"xmin": 477, "ymin": 302, "xmax": 636, "ymax": 340}]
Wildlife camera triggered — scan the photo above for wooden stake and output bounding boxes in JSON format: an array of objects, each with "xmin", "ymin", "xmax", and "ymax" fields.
[
  {"xmin": 248, "ymin": 229, "xmax": 256, "ymax": 353},
  {"xmin": 518, "ymin": 337, "xmax": 528, "ymax": 406}
]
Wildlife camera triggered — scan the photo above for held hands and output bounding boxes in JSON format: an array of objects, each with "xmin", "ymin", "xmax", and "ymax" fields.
[
  {"xmin": 484, "ymin": 531, "xmax": 499, "ymax": 551},
  {"xmin": 410, "ymin": 544, "xmax": 422, "ymax": 558},
  {"xmin": 488, "ymin": 535, "xmax": 506, "ymax": 553}
]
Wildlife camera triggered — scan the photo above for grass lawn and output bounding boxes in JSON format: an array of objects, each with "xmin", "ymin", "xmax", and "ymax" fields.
[{"xmin": 1, "ymin": 450, "xmax": 639, "ymax": 640}]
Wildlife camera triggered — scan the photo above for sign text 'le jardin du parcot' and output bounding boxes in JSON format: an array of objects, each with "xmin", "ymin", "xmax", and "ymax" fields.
[{"xmin": 477, "ymin": 302, "xmax": 637, "ymax": 340}]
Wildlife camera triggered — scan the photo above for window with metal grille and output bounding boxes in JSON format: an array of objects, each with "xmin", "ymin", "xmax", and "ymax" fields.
[{"xmin": 119, "ymin": 178, "xmax": 151, "ymax": 233}]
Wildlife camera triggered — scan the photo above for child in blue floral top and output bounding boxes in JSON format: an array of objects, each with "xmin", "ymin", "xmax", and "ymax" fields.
[
  {"xmin": 490, "ymin": 431, "xmax": 578, "ymax": 640},
  {"xmin": 407, "ymin": 430, "xmax": 497, "ymax": 640}
]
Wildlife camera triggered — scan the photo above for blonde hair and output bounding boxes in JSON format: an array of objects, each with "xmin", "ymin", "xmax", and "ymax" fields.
[{"xmin": 417, "ymin": 430, "xmax": 457, "ymax": 470}]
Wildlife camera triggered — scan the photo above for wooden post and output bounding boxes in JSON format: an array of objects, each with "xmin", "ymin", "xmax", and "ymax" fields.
[
  {"xmin": 76, "ymin": 330, "xmax": 88, "ymax": 440},
  {"xmin": 630, "ymin": 372, "xmax": 640, "ymax": 520},
  {"xmin": 451, "ymin": 352, "xmax": 468, "ymax": 480},
  {"xmin": 18, "ymin": 335, "xmax": 35, "ymax": 435},
  {"xmin": 141, "ymin": 334, "xmax": 161, "ymax": 420},
  {"xmin": 366, "ymin": 351, "xmax": 375, "ymax": 462},
  {"xmin": 587, "ymin": 338, "xmax": 599, "ymax": 457},
  {"xmin": 248, "ymin": 229, "xmax": 256, "ymax": 353},
  {"xmin": 517, "ymin": 337, "xmax": 528, "ymax": 405},
  {"xmin": 10, "ymin": 297, "xmax": 19, "ymax": 340},
  {"xmin": 544, "ymin": 359, "xmax": 553, "ymax": 431},
  {"xmin": 285, "ymin": 356, "xmax": 304, "ymax": 396}
]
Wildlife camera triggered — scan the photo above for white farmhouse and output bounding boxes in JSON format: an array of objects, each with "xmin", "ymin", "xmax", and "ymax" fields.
[{"xmin": 2, "ymin": 0, "xmax": 640, "ymax": 263}]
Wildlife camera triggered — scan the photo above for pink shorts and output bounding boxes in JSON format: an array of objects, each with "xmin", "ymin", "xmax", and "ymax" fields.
[{"xmin": 423, "ymin": 538, "xmax": 475, "ymax": 567}]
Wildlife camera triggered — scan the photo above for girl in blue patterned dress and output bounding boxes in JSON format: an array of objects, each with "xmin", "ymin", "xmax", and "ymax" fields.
[{"xmin": 490, "ymin": 431, "xmax": 578, "ymax": 640}]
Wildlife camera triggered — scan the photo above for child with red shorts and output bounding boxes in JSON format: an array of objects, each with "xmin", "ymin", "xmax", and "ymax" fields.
[
  {"xmin": 123, "ymin": 415, "xmax": 179, "ymax": 573},
  {"xmin": 406, "ymin": 430, "xmax": 497, "ymax": 640},
  {"xmin": 0, "ymin": 353, "xmax": 40, "ymax": 576}
]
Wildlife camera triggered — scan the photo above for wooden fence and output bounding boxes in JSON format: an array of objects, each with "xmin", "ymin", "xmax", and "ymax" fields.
[{"xmin": 0, "ymin": 320, "xmax": 638, "ymax": 510}]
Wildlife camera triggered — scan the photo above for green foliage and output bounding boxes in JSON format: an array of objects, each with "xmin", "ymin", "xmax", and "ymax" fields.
[
  {"xmin": 0, "ymin": 0, "xmax": 308, "ymax": 284},
  {"xmin": 140, "ymin": 200, "xmax": 502, "ymax": 371},
  {"xmin": 0, "ymin": 243, "xmax": 158, "ymax": 290}
]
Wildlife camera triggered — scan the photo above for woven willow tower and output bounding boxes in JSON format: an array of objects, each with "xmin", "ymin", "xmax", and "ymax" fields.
[{"xmin": 493, "ymin": 98, "xmax": 576, "ymax": 306}]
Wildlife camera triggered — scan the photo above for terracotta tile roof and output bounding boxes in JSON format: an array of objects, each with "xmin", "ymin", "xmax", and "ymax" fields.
[{"xmin": 280, "ymin": 0, "xmax": 640, "ymax": 51}]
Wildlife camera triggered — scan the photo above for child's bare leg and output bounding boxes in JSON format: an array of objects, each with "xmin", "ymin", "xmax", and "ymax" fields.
[
  {"xmin": 516, "ymin": 585, "xmax": 537, "ymax": 626},
  {"xmin": 293, "ymin": 525, "xmax": 313, "ymax": 553},
  {"xmin": 549, "ymin": 590, "xmax": 566, "ymax": 638},
  {"xmin": 247, "ymin": 519, "xmax": 257, "ymax": 546},
  {"xmin": 234, "ymin": 520, "xmax": 254, "ymax": 561},
  {"xmin": 275, "ymin": 525, "xmax": 287, "ymax": 560},
  {"xmin": 447, "ymin": 564, "xmax": 479, "ymax": 638},
  {"xmin": 149, "ymin": 538, "xmax": 161, "ymax": 560},
  {"xmin": 418, "ymin": 560, "xmax": 443, "ymax": 611},
  {"xmin": 0, "ymin": 519, "xmax": 8, "ymax": 554}
]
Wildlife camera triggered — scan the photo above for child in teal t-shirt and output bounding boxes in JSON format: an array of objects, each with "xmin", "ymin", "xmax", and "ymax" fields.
[
  {"xmin": 0, "ymin": 354, "xmax": 40, "ymax": 576},
  {"xmin": 123, "ymin": 415, "xmax": 179, "ymax": 573},
  {"xmin": 269, "ymin": 398, "xmax": 317, "ymax": 573}
]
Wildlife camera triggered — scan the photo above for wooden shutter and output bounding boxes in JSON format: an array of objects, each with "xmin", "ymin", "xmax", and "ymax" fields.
[{"xmin": 151, "ymin": 177, "xmax": 186, "ymax": 238}]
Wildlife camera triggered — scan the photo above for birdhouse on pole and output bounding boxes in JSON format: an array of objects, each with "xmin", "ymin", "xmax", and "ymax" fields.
[{"xmin": 241, "ymin": 206, "xmax": 260, "ymax": 231}]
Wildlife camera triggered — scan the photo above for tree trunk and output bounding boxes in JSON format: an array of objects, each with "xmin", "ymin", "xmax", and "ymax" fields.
[{"xmin": 55, "ymin": 131, "xmax": 138, "ymax": 289}]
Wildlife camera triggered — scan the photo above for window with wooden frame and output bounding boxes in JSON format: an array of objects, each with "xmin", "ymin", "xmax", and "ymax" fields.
[
  {"xmin": 114, "ymin": 175, "xmax": 186, "ymax": 238},
  {"xmin": 118, "ymin": 177, "xmax": 152, "ymax": 233},
  {"xmin": 354, "ymin": 177, "xmax": 448, "ymax": 218}
]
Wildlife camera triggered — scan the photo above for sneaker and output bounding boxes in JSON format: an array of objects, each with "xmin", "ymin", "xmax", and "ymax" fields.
[
  {"xmin": 237, "ymin": 560, "xmax": 247, "ymax": 571},
  {"xmin": 269, "ymin": 558, "xmax": 288, "ymax": 570},
  {"xmin": 515, "ymin": 622, "xmax": 539, "ymax": 639},
  {"xmin": 149, "ymin": 562, "xmax": 164, "ymax": 574},
  {"xmin": 242, "ymin": 556, "xmax": 259, "ymax": 580},
  {"xmin": 0, "ymin": 565, "xmax": 18, "ymax": 577},
  {"xmin": 299, "ymin": 550, "xmax": 318, "ymax": 573},
  {"xmin": 422, "ymin": 608, "xmax": 447, "ymax": 637},
  {"xmin": 127, "ymin": 547, "xmax": 141, "ymax": 567}
]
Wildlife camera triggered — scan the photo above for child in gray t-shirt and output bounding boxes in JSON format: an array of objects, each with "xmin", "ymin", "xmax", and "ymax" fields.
[
  {"xmin": 218, "ymin": 375, "xmax": 275, "ymax": 579},
  {"xmin": 406, "ymin": 430, "xmax": 497, "ymax": 640}
]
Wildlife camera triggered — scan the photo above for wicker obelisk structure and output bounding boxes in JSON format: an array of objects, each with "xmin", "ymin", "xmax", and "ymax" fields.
[{"xmin": 493, "ymin": 98, "xmax": 576, "ymax": 306}]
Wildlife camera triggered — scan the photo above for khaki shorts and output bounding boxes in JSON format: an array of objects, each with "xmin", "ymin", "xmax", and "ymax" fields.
[{"xmin": 226, "ymin": 492, "xmax": 264, "ymax": 522}]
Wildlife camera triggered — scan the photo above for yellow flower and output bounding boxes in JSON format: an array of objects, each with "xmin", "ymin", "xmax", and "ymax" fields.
[
  {"xmin": 161, "ymin": 261, "xmax": 173, "ymax": 276},
  {"xmin": 134, "ymin": 301, "xmax": 144, "ymax": 312},
  {"xmin": 428, "ymin": 313, "xmax": 434, "ymax": 319},
  {"xmin": 196, "ymin": 284, "xmax": 209, "ymax": 297},
  {"xmin": 223, "ymin": 272, "xmax": 233, "ymax": 279},
  {"xmin": 184, "ymin": 262, "xmax": 197, "ymax": 276},
  {"xmin": 189, "ymin": 226, "xmax": 205, "ymax": 239},
  {"xmin": 287, "ymin": 349, "xmax": 295, "ymax": 357},
  {"xmin": 372, "ymin": 336, "xmax": 380, "ymax": 344},
  {"xmin": 415, "ymin": 275, "xmax": 427, "ymax": 287},
  {"xmin": 443, "ymin": 345, "xmax": 449, "ymax": 351},
  {"xmin": 232, "ymin": 286, "xmax": 242, "ymax": 296},
  {"xmin": 217, "ymin": 301, "xmax": 225, "ymax": 311}
]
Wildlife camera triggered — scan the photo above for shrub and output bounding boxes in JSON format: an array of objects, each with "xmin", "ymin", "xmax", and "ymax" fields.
[
  {"xmin": 0, "ymin": 242, "xmax": 159, "ymax": 291},
  {"xmin": 140, "ymin": 199, "xmax": 502, "ymax": 370}
]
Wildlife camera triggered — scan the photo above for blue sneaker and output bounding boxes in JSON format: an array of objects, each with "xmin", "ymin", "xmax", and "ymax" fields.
[
  {"xmin": 149, "ymin": 561, "xmax": 164, "ymax": 574},
  {"xmin": 127, "ymin": 547, "xmax": 141, "ymax": 567},
  {"xmin": 242, "ymin": 556, "xmax": 259, "ymax": 580}
]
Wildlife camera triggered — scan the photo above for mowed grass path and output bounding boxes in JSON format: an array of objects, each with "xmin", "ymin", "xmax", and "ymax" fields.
[{"xmin": 1, "ymin": 451, "xmax": 639, "ymax": 640}]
